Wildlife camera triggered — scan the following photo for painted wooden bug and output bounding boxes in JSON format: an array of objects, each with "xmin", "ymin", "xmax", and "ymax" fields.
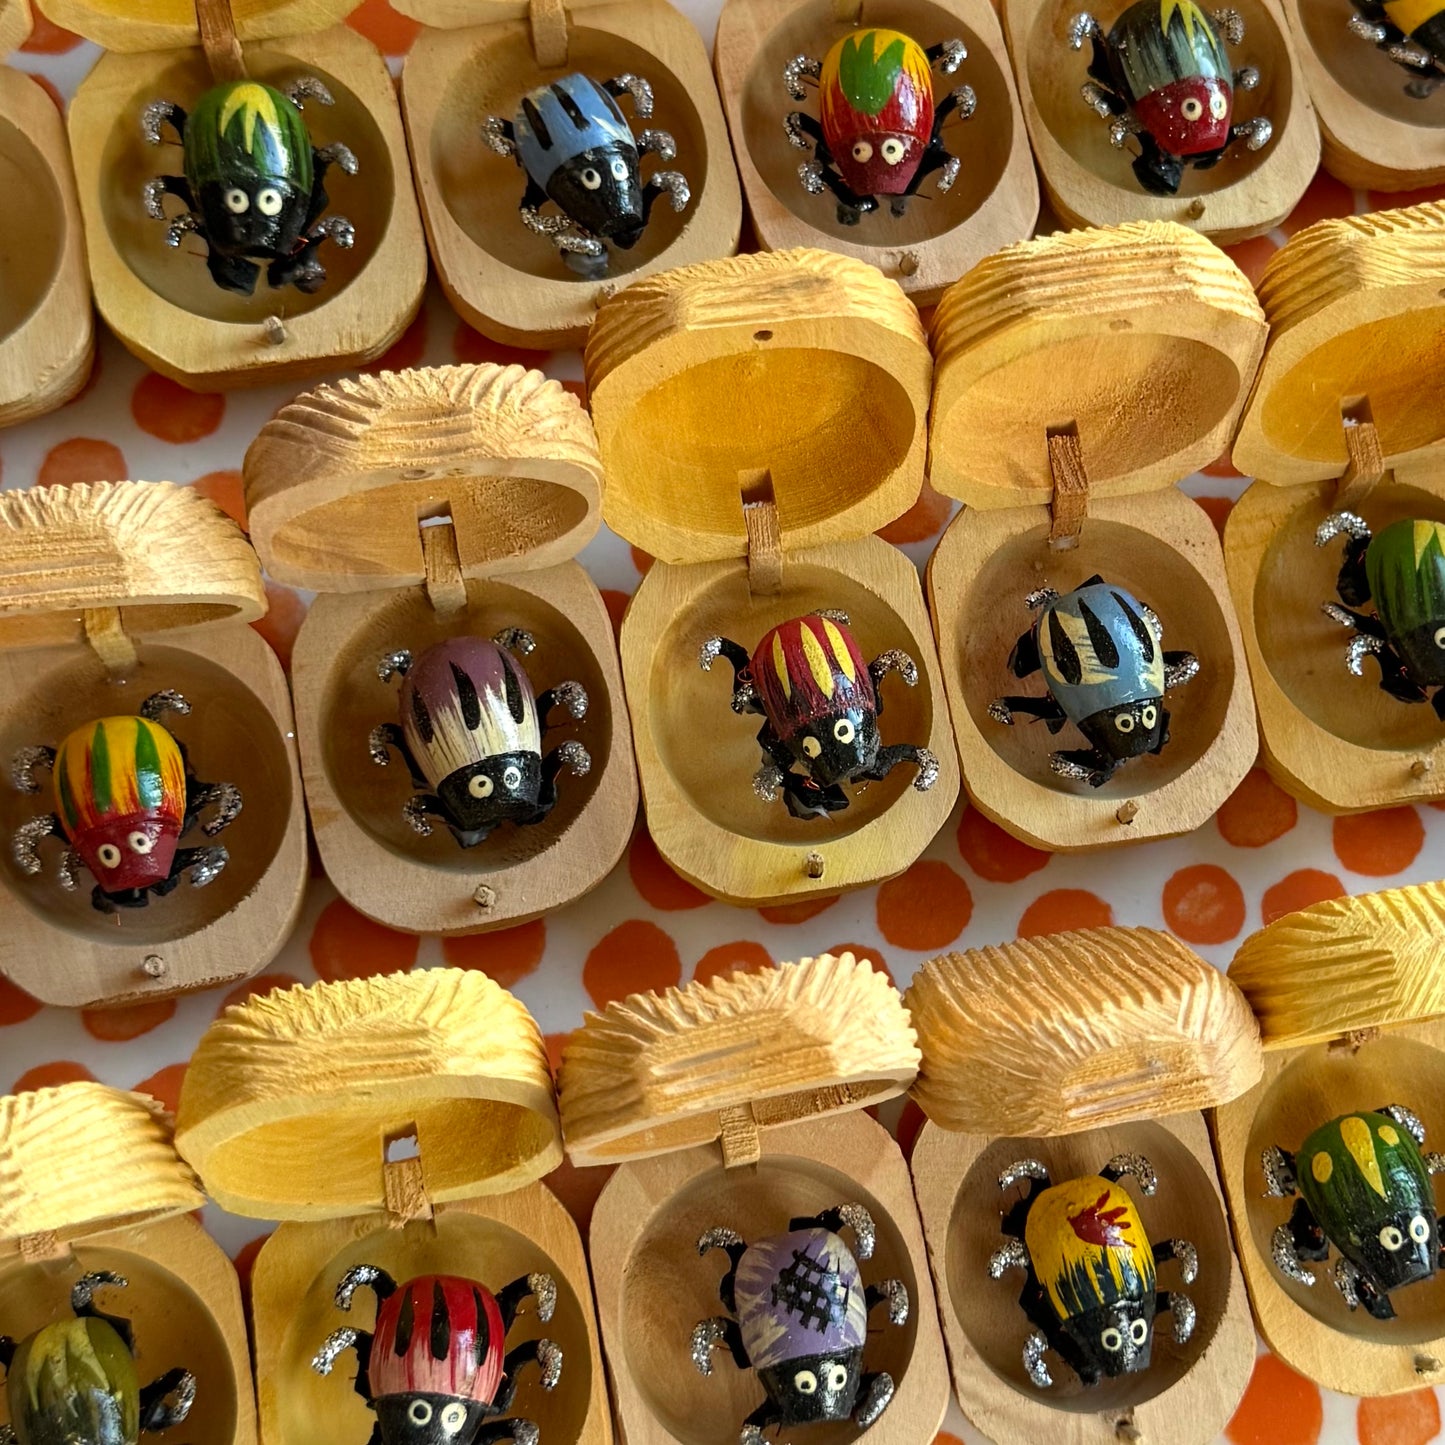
[
  {"xmin": 700, "ymin": 609, "xmax": 939, "ymax": 819},
  {"xmin": 1067, "ymin": 0, "xmax": 1271, "ymax": 195},
  {"xmin": 313, "ymin": 1267, "xmax": 561, "ymax": 1445},
  {"xmin": 783, "ymin": 28, "xmax": 975, "ymax": 225},
  {"xmin": 369, "ymin": 631, "xmax": 590, "ymax": 848},
  {"xmin": 143, "ymin": 78, "xmax": 357, "ymax": 296},
  {"xmin": 692, "ymin": 1203, "xmax": 907, "ymax": 1444},
  {"xmin": 11, "ymin": 690, "xmax": 239, "ymax": 914},
  {"xmin": 0, "ymin": 1271, "xmax": 196, "ymax": 1445},
  {"xmin": 989, "ymin": 1156, "xmax": 1197, "ymax": 1389},
  {"xmin": 1348, "ymin": 0, "xmax": 1445, "ymax": 96},
  {"xmin": 1317, "ymin": 513, "xmax": 1445, "ymax": 718},
  {"xmin": 483, "ymin": 73, "xmax": 690, "ymax": 277},
  {"xmin": 1264, "ymin": 1106, "xmax": 1445, "ymax": 1319},
  {"xmin": 989, "ymin": 577, "xmax": 1198, "ymax": 788}
]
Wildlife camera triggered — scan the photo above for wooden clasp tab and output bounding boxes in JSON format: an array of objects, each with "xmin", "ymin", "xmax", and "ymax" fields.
[
  {"xmin": 742, "ymin": 471, "xmax": 783, "ymax": 597},
  {"xmin": 195, "ymin": 0, "xmax": 247, "ymax": 82},
  {"xmin": 383, "ymin": 1131, "xmax": 435, "ymax": 1227},
  {"xmin": 718, "ymin": 1103, "xmax": 761, "ymax": 1169},
  {"xmin": 1046, "ymin": 427, "xmax": 1089, "ymax": 550},
  {"xmin": 1337, "ymin": 405, "xmax": 1386, "ymax": 511},
  {"xmin": 420, "ymin": 517, "xmax": 468, "ymax": 617},
  {"xmin": 84, "ymin": 607, "xmax": 139, "ymax": 677},
  {"xmin": 18, "ymin": 1230, "xmax": 68, "ymax": 1264},
  {"xmin": 529, "ymin": 0, "xmax": 569, "ymax": 68}
]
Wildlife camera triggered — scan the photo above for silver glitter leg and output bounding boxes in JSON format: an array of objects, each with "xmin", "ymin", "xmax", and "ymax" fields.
[
  {"xmin": 1349, "ymin": 11, "xmax": 1387, "ymax": 39},
  {"xmin": 58, "ymin": 849, "xmax": 82, "ymax": 891},
  {"xmin": 783, "ymin": 111, "xmax": 810, "ymax": 149},
  {"xmin": 198, "ymin": 781, "xmax": 243, "ymax": 836},
  {"xmin": 988, "ymin": 700, "xmax": 1015, "ymax": 725},
  {"xmin": 537, "ymin": 1339, "xmax": 563, "ymax": 1390},
  {"xmin": 799, "ymin": 159, "xmax": 827, "ymax": 195},
  {"xmin": 835, "ymin": 1202, "xmax": 877, "ymax": 1260},
  {"xmin": 1169, "ymin": 1238, "xmax": 1199, "ymax": 1285},
  {"xmin": 336, "ymin": 1263, "xmax": 387, "ymax": 1309},
  {"xmin": 874, "ymin": 1278, "xmax": 909, "ymax": 1325},
  {"xmin": 740, "ymin": 1428, "xmax": 765, "ymax": 1445},
  {"xmin": 511, "ymin": 1423, "xmax": 540, "ymax": 1445},
  {"xmin": 378, "ymin": 649, "xmax": 414, "ymax": 683},
  {"xmin": 556, "ymin": 740, "xmax": 591, "ymax": 778},
  {"xmin": 999, "ymin": 1158, "xmax": 1049, "ymax": 1191},
  {"xmin": 1346, "ymin": 633, "xmax": 1385, "ymax": 676},
  {"xmin": 912, "ymin": 748, "xmax": 940, "ymax": 793},
  {"xmin": 165, "ymin": 213, "xmax": 203, "ymax": 248},
  {"xmin": 870, "ymin": 649, "xmax": 919, "ymax": 687},
  {"xmin": 529, "ymin": 1272, "xmax": 558, "ymax": 1324},
  {"xmin": 72, "ymin": 1272, "xmax": 126, "ymax": 1312},
  {"xmin": 650, "ymin": 170, "xmax": 691, "ymax": 212},
  {"xmin": 691, "ymin": 1317, "xmax": 729, "ymax": 1376},
  {"xmin": 1025, "ymin": 586, "xmax": 1060, "ymax": 610},
  {"xmin": 1170, "ymin": 1292, "xmax": 1197, "ymax": 1343},
  {"xmin": 784, "ymin": 54, "xmax": 822, "ymax": 100},
  {"xmin": 1081, "ymin": 80, "xmax": 1114, "ymax": 119},
  {"xmin": 11, "ymin": 745, "xmax": 55, "ymax": 794},
  {"xmin": 312, "ymin": 1327, "xmax": 359, "ymax": 1376},
  {"xmin": 937, "ymin": 37, "xmax": 967, "ymax": 71},
  {"xmin": 317, "ymin": 141, "xmax": 359, "ymax": 176},
  {"xmin": 1050, "ymin": 754, "xmax": 1097, "ymax": 783},
  {"xmin": 1108, "ymin": 114, "xmax": 1141, "ymax": 147},
  {"xmin": 142, "ymin": 177, "xmax": 169, "ymax": 219},
  {"xmin": 1271, "ymin": 1223, "xmax": 1315, "ymax": 1285},
  {"xmin": 548, "ymin": 681, "xmax": 590, "ymax": 721},
  {"xmin": 1379, "ymin": 1104, "xmax": 1428, "ymax": 1146},
  {"xmin": 483, "ymin": 115, "xmax": 516, "ymax": 158},
  {"xmin": 1, "ymin": 1424, "xmax": 18, "ymax": 1444},
  {"xmin": 1138, "ymin": 602, "xmax": 1163, "ymax": 637},
  {"xmin": 1316, "ymin": 510, "xmax": 1371, "ymax": 547},
  {"xmin": 937, "ymin": 154, "xmax": 962, "ymax": 192},
  {"xmin": 949, "ymin": 85, "xmax": 977, "ymax": 122},
  {"xmin": 521, "ymin": 206, "xmax": 575, "ymax": 237},
  {"xmin": 636, "ymin": 128, "xmax": 676, "ymax": 162},
  {"xmin": 187, "ymin": 846, "xmax": 227, "ymax": 888},
  {"xmin": 812, "ymin": 607, "xmax": 850, "ymax": 624},
  {"xmin": 855, "ymin": 1372, "xmax": 895, "ymax": 1427},
  {"xmin": 699, "ymin": 636, "xmax": 725, "ymax": 670},
  {"xmin": 1388, "ymin": 38, "xmax": 1436, "ymax": 65},
  {"xmin": 1237, "ymin": 116, "xmax": 1273, "ymax": 149},
  {"xmin": 12, "ymin": 815, "xmax": 57, "ymax": 876},
  {"xmin": 1235, "ymin": 65, "xmax": 1260, "ymax": 88},
  {"xmin": 988, "ymin": 1239, "xmax": 1030, "ymax": 1278},
  {"xmin": 1334, "ymin": 1257, "xmax": 1362, "ymax": 1309},
  {"xmin": 1067, "ymin": 12, "xmax": 1103, "ymax": 48},
  {"xmin": 1164, "ymin": 652, "xmax": 1200, "ymax": 690},
  {"xmin": 368, "ymin": 726, "xmax": 395, "ymax": 766},
  {"xmin": 1211, "ymin": 6, "xmax": 1246, "ymax": 43},
  {"xmin": 1427, "ymin": 1152, "xmax": 1445, "ymax": 1176},
  {"xmin": 608, "ymin": 73, "xmax": 654, "ymax": 118},
  {"xmin": 495, "ymin": 627, "xmax": 536, "ymax": 657},
  {"xmin": 285, "ymin": 75, "xmax": 335, "ymax": 109},
  {"xmin": 753, "ymin": 760, "xmax": 784, "ymax": 803},
  {"xmin": 731, "ymin": 680, "xmax": 759, "ymax": 713},
  {"xmin": 313, "ymin": 215, "xmax": 354, "ymax": 249},
  {"xmin": 141, "ymin": 688, "xmax": 191, "ymax": 722},
  {"xmin": 1023, "ymin": 1330, "xmax": 1053, "ymax": 1388},
  {"xmin": 1103, "ymin": 1152, "xmax": 1157, "ymax": 1195},
  {"xmin": 1322, "ymin": 601, "xmax": 1358, "ymax": 629},
  {"xmin": 698, "ymin": 1226, "xmax": 744, "ymax": 1254},
  {"xmin": 141, "ymin": 99, "xmax": 180, "ymax": 145},
  {"xmin": 403, "ymin": 796, "xmax": 434, "ymax": 836}
]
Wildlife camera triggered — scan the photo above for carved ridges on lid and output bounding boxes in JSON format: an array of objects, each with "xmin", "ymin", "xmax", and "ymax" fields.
[
  {"xmin": 0, "ymin": 1082, "xmax": 203, "ymax": 1246},
  {"xmin": 0, "ymin": 0, "xmax": 30, "ymax": 56},
  {"xmin": 1229, "ymin": 883, "xmax": 1445, "ymax": 1047}
]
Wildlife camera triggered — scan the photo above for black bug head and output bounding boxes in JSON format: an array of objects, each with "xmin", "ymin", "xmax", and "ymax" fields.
[
  {"xmin": 546, "ymin": 143, "xmax": 644, "ymax": 240},
  {"xmin": 1351, "ymin": 1207, "xmax": 1439, "ymax": 1295},
  {"xmin": 437, "ymin": 751, "xmax": 543, "ymax": 841},
  {"xmin": 1395, "ymin": 620, "xmax": 1445, "ymax": 689},
  {"xmin": 758, "ymin": 1349, "xmax": 863, "ymax": 1424},
  {"xmin": 1079, "ymin": 699, "xmax": 1165, "ymax": 762},
  {"xmin": 1059, "ymin": 1300, "xmax": 1155, "ymax": 1380},
  {"xmin": 789, "ymin": 708, "xmax": 878, "ymax": 788},
  {"xmin": 197, "ymin": 177, "xmax": 305, "ymax": 257},
  {"xmin": 1131, "ymin": 147, "xmax": 1184, "ymax": 197},
  {"xmin": 374, "ymin": 1394, "xmax": 493, "ymax": 1444}
]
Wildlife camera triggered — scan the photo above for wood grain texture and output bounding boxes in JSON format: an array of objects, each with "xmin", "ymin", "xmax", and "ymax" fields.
[
  {"xmin": 66, "ymin": 25, "xmax": 426, "ymax": 389},
  {"xmin": 927, "ymin": 490, "xmax": 1258, "ymax": 851},
  {"xmin": 401, "ymin": 2, "xmax": 742, "ymax": 348},
  {"xmin": 1228, "ymin": 883, "xmax": 1445, "ymax": 1048},
  {"xmin": 245, "ymin": 364, "xmax": 603, "ymax": 591},
  {"xmin": 1211, "ymin": 1013, "xmax": 1445, "ymax": 1395},
  {"xmin": 560, "ymin": 952, "xmax": 920, "ymax": 1166},
  {"xmin": 712, "ymin": 0, "xmax": 1038, "ymax": 301},
  {"xmin": 394, "ymin": 0, "xmax": 618, "ymax": 22},
  {"xmin": 914, "ymin": 1114, "xmax": 1255, "ymax": 1443},
  {"xmin": 906, "ymin": 928, "xmax": 1262, "ymax": 1136},
  {"xmin": 587, "ymin": 247, "xmax": 931, "ymax": 563},
  {"xmin": 929, "ymin": 220, "xmax": 1266, "ymax": 506},
  {"xmin": 0, "ymin": 64, "xmax": 93, "ymax": 428},
  {"xmin": 176, "ymin": 969, "xmax": 563, "ymax": 1219},
  {"xmin": 35, "ymin": 0, "xmax": 356, "ymax": 51},
  {"xmin": 1002, "ymin": 0, "xmax": 1318, "ymax": 240},
  {"xmin": 589, "ymin": 1109, "xmax": 949, "ymax": 1445},
  {"xmin": 0, "ymin": 0, "xmax": 29, "ymax": 54}
]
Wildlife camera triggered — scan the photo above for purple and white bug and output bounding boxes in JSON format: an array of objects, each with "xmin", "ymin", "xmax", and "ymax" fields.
[{"xmin": 369, "ymin": 630, "xmax": 591, "ymax": 847}]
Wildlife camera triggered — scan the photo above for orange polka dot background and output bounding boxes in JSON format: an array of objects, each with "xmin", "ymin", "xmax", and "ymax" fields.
[{"xmin": 6, "ymin": 13, "xmax": 1445, "ymax": 1444}]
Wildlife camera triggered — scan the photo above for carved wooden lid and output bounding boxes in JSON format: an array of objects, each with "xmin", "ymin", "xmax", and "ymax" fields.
[
  {"xmin": 930, "ymin": 220, "xmax": 1265, "ymax": 509},
  {"xmin": 1229, "ymin": 883, "xmax": 1445, "ymax": 1048},
  {"xmin": 0, "ymin": 480, "xmax": 265, "ymax": 650},
  {"xmin": 245, "ymin": 364, "xmax": 603, "ymax": 594},
  {"xmin": 559, "ymin": 952, "xmax": 919, "ymax": 1166},
  {"xmin": 34, "ymin": 0, "xmax": 358, "ymax": 50},
  {"xmin": 391, "ymin": 0, "xmax": 613, "ymax": 22},
  {"xmin": 585, "ymin": 248, "xmax": 931, "ymax": 565},
  {"xmin": 0, "ymin": 0, "xmax": 29, "ymax": 54},
  {"xmin": 906, "ymin": 927, "xmax": 1263, "ymax": 1136},
  {"xmin": 1233, "ymin": 202, "xmax": 1445, "ymax": 488},
  {"xmin": 0, "ymin": 1083, "xmax": 204, "ymax": 1256},
  {"xmin": 175, "ymin": 969, "xmax": 561, "ymax": 1220}
]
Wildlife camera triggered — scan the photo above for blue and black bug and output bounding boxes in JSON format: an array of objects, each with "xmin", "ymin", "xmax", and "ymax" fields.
[
  {"xmin": 988, "ymin": 576, "xmax": 1199, "ymax": 787},
  {"xmin": 483, "ymin": 73, "xmax": 690, "ymax": 278}
]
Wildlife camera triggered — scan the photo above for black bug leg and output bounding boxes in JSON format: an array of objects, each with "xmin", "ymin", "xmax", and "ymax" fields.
[
  {"xmin": 1271, "ymin": 1198, "xmax": 1329, "ymax": 1286},
  {"xmin": 797, "ymin": 156, "xmax": 878, "ymax": 225},
  {"xmin": 141, "ymin": 99, "xmax": 189, "ymax": 146},
  {"xmin": 0, "ymin": 1334, "xmax": 12, "ymax": 1369},
  {"xmin": 1154, "ymin": 1290, "xmax": 1198, "ymax": 1345},
  {"xmin": 496, "ymin": 1272, "xmax": 559, "ymax": 1332},
  {"xmin": 700, "ymin": 635, "xmax": 763, "ymax": 714},
  {"xmin": 369, "ymin": 722, "xmax": 430, "ymax": 789},
  {"xmin": 854, "ymin": 1372, "xmax": 897, "ymax": 1428},
  {"xmin": 72, "ymin": 1272, "xmax": 136, "ymax": 1351},
  {"xmin": 1132, "ymin": 132, "xmax": 1186, "ymax": 196},
  {"xmin": 171, "ymin": 845, "xmax": 228, "ymax": 892},
  {"xmin": 536, "ymin": 681, "xmax": 589, "ymax": 726},
  {"xmin": 207, "ymin": 248, "xmax": 263, "ymax": 298},
  {"xmin": 139, "ymin": 1367, "xmax": 198, "ymax": 1434},
  {"xmin": 494, "ymin": 1337, "xmax": 564, "ymax": 1410},
  {"xmin": 697, "ymin": 1226, "xmax": 748, "ymax": 1314},
  {"xmin": 476, "ymin": 1420, "xmax": 543, "ymax": 1445},
  {"xmin": 858, "ymin": 743, "xmax": 940, "ymax": 793},
  {"xmin": 1335, "ymin": 1258, "xmax": 1397, "ymax": 1320},
  {"xmin": 692, "ymin": 1315, "xmax": 750, "ymax": 1374},
  {"xmin": 784, "ymin": 109, "xmax": 828, "ymax": 153},
  {"xmin": 313, "ymin": 1265, "xmax": 396, "ymax": 1401},
  {"xmin": 640, "ymin": 170, "xmax": 691, "ymax": 227},
  {"xmin": 1050, "ymin": 747, "xmax": 1118, "ymax": 788},
  {"xmin": 533, "ymin": 740, "xmax": 591, "ymax": 821},
  {"xmin": 739, "ymin": 1398, "xmax": 784, "ymax": 1445},
  {"xmin": 791, "ymin": 1202, "xmax": 877, "ymax": 1258},
  {"xmin": 989, "ymin": 694, "xmax": 1069, "ymax": 734}
]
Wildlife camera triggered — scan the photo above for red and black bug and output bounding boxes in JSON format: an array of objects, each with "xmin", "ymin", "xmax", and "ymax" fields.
[{"xmin": 313, "ymin": 1268, "xmax": 561, "ymax": 1445}]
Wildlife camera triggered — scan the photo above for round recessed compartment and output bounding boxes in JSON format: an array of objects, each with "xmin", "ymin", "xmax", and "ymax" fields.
[
  {"xmin": 1301, "ymin": 0, "xmax": 1445, "ymax": 130},
  {"xmin": 0, "ymin": 110, "xmax": 64, "ymax": 343}
]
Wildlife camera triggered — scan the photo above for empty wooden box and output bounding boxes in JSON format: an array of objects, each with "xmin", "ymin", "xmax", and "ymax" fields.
[
  {"xmin": 1228, "ymin": 202, "xmax": 1445, "ymax": 814},
  {"xmin": 561, "ymin": 951, "xmax": 951, "ymax": 1445},
  {"xmin": 0, "ymin": 1082, "xmax": 256, "ymax": 1444},
  {"xmin": 397, "ymin": 0, "xmax": 741, "ymax": 348},
  {"xmin": 587, "ymin": 248, "xmax": 958, "ymax": 906},
  {"xmin": 1213, "ymin": 883, "xmax": 1445, "ymax": 1396},
  {"xmin": 0, "ymin": 480, "xmax": 306, "ymax": 1008},
  {"xmin": 0, "ymin": 0, "xmax": 92, "ymax": 427},
  {"xmin": 906, "ymin": 928, "xmax": 1262, "ymax": 1445},
  {"xmin": 38, "ymin": 0, "xmax": 426, "ymax": 389},
  {"xmin": 713, "ymin": 0, "xmax": 1038, "ymax": 300},
  {"xmin": 175, "ymin": 969, "xmax": 612, "ymax": 1445},
  {"xmin": 244, "ymin": 363, "xmax": 637, "ymax": 936},
  {"xmin": 1002, "ymin": 0, "xmax": 1317, "ymax": 239},
  {"xmin": 927, "ymin": 220, "xmax": 1262, "ymax": 852}
]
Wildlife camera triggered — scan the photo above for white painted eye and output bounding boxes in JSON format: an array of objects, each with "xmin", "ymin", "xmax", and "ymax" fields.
[
  {"xmin": 1380, "ymin": 1225, "xmax": 1405, "ymax": 1251},
  {"xmin": 610, "ymin": 156, "xmax": 630, "ymax": 180},
  {"xmin": 469, "ymin": 774, "xmax": 495, "ymax": 799},
  {"xmin": 256, "ymin": 187, "xmax": 284, "ymax": 217},
  {"xmin": 1130, "ymin": 1319, "xmax": 1148, "ymax": 1344},
  {"xmin": 834, "ymin": 718, "xmax": 856, "ymax": 744},
  {"xmin": 1115, "ymin": 714, "xmax": 1136, "ymax": 734},
  {"xmin": 1434, "ymin": 626, "xmax": 1445, "ymax": 649},
  {"xmin": 502, "ymin": 765, "xmax": 523, "ymax": 790},
  {"xmin": 1411, "ymin": 1215, "xmax": 1432, "ymax": 1243},
  {"xmin": 1181, "ymin": 96, "xmax": 1203, "ymax": 120},
  {"xmin": 851, "ymin": 140, "xmax": 873, "ymax": 162},
  {"xmin": 828, "ymin": 1364, "xmax": 849, "ymax": 1391},
  {"xmin": 223, "ymin": 187, "xmax": 249, "ymax": 213},
  {"xmin": 880, "ymin": 137, "xmax": 906, "ymax": 164},
  {"xmin": 441, "ymin": 1402, "xmax": 468, "ymax": 1434},
  {"xmin": 1100, "ymin": 1327, "xmax": 1124, "ymax": 1351},
  {"xmin": 409, "ymin": 1399, "xmax": 434, "ymax": 1425},
  {"xmin": 1210, "ymin": 91, "xmax": 1229, "ymax": 119},
  {"xmin": 96, "ymin": 843, "xmax": 122, "ymax": 869},
  {"xmin": 580, "ymin": 167, "xmax": 602, "ymax": 190},
  {"xmin": 127, "ymin": 831, "xmax": 154, "ymax": 855},
  {"xmin": 801, "ymin": 736, "xmax": 823, "ymax": 759},
  {"xmin": 793, "ymin": 1370, "xmax": 818, "ymax": 1394},
  {"xmin": 1141, "ymin": 705, "xmax": 1158, "ymax": 728}
]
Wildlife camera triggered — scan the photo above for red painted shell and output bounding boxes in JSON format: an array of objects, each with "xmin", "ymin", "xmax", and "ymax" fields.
[
  {"xmin": 750, "ymin": 615, "xmax": 877, "ymax": 740},
  {"xmin": 368, "ymin": 1275, "xmax": 506, "ymax": 1406}
]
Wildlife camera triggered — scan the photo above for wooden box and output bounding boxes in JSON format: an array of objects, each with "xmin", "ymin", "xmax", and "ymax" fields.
[
  {"xmin": 0, "ymin": 1082, "xmax": 256, "ymax": 1444},
  {"xmin": 244, "ymin": 363, "xmax": 637, "ymax": 936},
  {"xmin": 1227, "ymin": 202, "xmax": 1445, "ymax": 814},
  {"xmin": 396, "ymin": 0, "xmax": 742, "ymax": 349},
  {"xmin": 905, "ymin": 928, "xmax": 1262, "ymax": 1445},
  {"xmin": 926, "ymin": 221, "xmax": 1262, "ymax": 852},
  {"xmin": 0, "ymin": 0, "xmax": 93, "ymax": 427},
  {"xmin": 560, "ymin": 951, "xmax": 951, "ymax": 1445},
  {"xmin": 1212, "ymin": 883, "xmax": 1445, "ymax": 1396},
  {"xmin": 713, "ymin": 0, "xmax": 1038, "ymax": 301},
  {"xmin": 37, "ymin": 0, "xmax": 427, "ymax": 390},
  {"xmin": 0, "ymin": 480, "xmax": 306, "ymax": 1008},
  {"xmin": 586, "ymin": 248, "xmax": 959, "ymax": 906},
  {"xmin": 1002, "ymin": 0, "xmax": 1317, "ymax": 240},
  {"xmin": 1282, "ymin": 0, "xmax": 1445, "ymax": 190},
  {"xmin": 175, "ymin": 969, "xmax": 613, "ymax": 1445}
]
